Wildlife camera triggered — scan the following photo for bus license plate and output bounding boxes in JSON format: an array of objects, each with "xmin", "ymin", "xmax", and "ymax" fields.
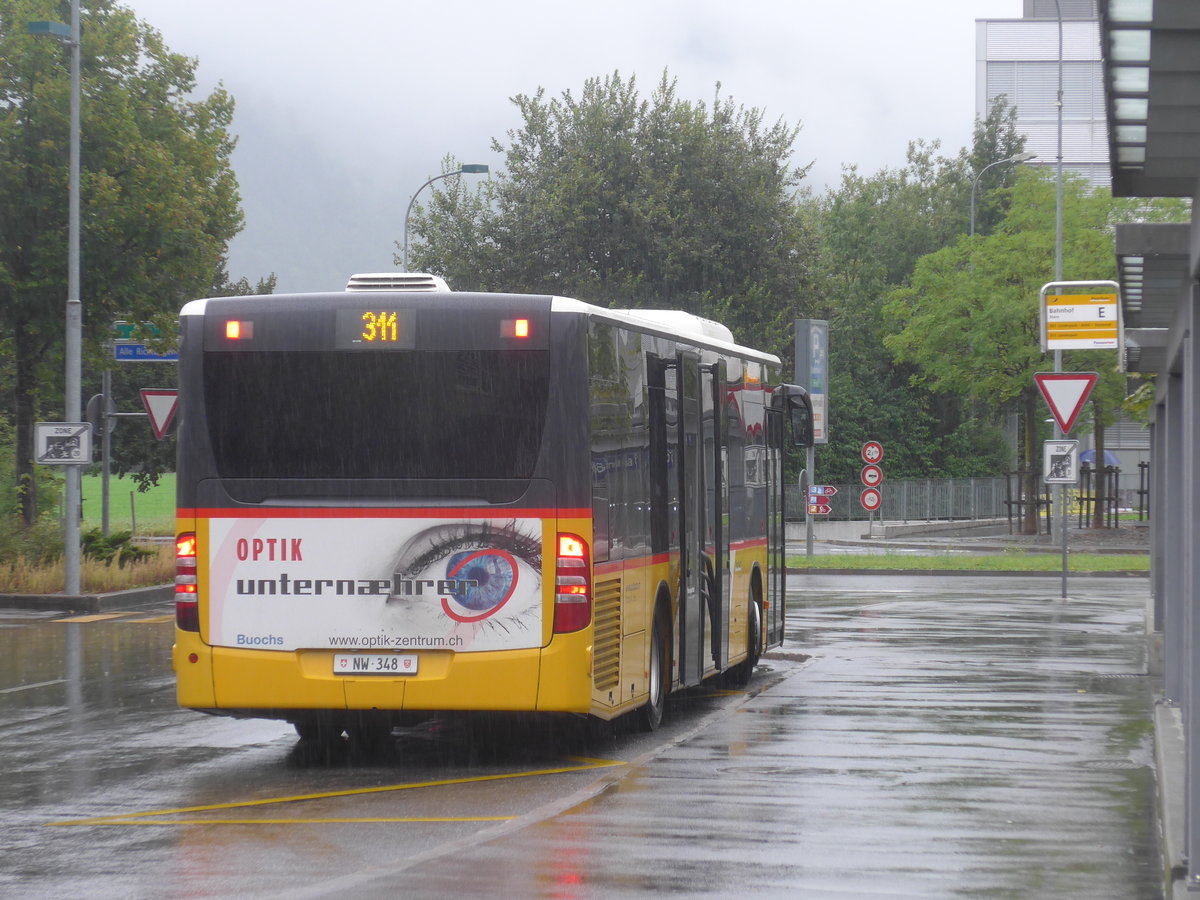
[{"xmin": 333, "ymin": 653, "xmax": 418, "ymax": 676}]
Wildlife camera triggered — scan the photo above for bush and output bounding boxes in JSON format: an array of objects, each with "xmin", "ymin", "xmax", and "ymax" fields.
[
  {"xmin": 80, "ymin": 528, "xmax": 155, "ymax": 568},
  {"xmin": 0, "ymin": 512, "xmax": 64, "ymax": 566}
]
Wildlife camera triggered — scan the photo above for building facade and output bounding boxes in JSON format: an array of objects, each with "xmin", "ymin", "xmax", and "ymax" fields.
[
  {"xmin": 1099, "ymin": 1, "xmax": 1200, "ymax": 894},
  {"xmin": 977, "ymin": 0, "xmax": 1110, "ymax": 188}
]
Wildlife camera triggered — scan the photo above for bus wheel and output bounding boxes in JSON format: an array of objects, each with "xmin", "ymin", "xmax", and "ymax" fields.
[
  {"xmin": 728, "ymin": 592, "xmax": 762, "ymax": 687},
  {"xmin": 638, "ymin": 608, "xmax": 670, "ymax": 732}
]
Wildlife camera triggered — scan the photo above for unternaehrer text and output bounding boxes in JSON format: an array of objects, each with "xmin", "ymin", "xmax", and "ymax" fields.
[{"xmin": 234, "ymin": 574, "xmax": 480, "ymax": 597}]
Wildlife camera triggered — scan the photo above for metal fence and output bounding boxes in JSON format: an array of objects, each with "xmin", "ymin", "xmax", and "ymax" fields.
[{"xmin": 785, "ymin": 477, "xmax": 1010, "ymax": 523}]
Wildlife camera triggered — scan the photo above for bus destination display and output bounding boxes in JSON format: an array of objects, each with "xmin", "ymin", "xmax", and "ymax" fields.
[{"xmin": 334, "ymin": 308, "xmax": 416, "ymax": 349}]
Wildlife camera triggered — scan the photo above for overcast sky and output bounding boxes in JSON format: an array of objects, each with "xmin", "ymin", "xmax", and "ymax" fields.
[{"xmin": 121, "ymin": 0, "xmax": 1024, "ymax": 293}]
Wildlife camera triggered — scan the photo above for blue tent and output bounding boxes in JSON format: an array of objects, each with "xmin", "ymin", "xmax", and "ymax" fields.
[{"xmin": 1079, "ymin": 448, "xmax": 1121, "ymax": 466}]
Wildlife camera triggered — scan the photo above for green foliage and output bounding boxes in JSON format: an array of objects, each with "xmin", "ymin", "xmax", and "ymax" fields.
[
  {"xmin": 0, "ymin": 510, "xmax": 62, "ymax": 565},
  {"xmin": 810, "ymin": 99, "xmax": 1028, "ymax": 481},
  {"xmin": 881, "ymin": 166, "xmax": 1185, "ymax": 532},
  {"xmin": 80, "ymin": 527, "xmax": 153, "ymax": 568},
  {"xmin": 90, "ymin": 264, "xmax": 275, "ymax": 492},
  {"xmin": 0, "ymin": 418, "xmax": 60, "ymax": 516},
  {"xmin": 409, "ymin": 70, "xmax": 817, "ymax": 362},
  {"xmin": 1, "ymin": 0, "xmax": 244, "ymax": 520}
]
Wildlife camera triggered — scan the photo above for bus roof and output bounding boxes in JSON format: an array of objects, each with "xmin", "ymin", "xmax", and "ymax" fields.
[{"xmin": 180, "ymin": 290, "xmax": 781, "ymax": 367}]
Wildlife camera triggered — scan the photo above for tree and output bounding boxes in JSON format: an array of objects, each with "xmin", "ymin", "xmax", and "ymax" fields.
[
  {"xmin": 93, "ymin": 264, "xmax": 275, "ymax": 494},
  {"xmin": 882, "ymin": 167, "xmax": 1186, "ymax": 533},
  {"xmin": 1, "ymin": 0, "xmax": 243, "ymax": 523},
  {"xmin": 808, "ymin": 100, "xmax": 1026, "ymax": 483},
  {"xmin": 408, "ymin": 71, "xmax": 817, "ymax": 362}
]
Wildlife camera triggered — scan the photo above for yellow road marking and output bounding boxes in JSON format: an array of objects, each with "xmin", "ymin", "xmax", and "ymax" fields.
[
  {"xmin": 124, "ymin": 615, "xmax": 174, "ymax": 624},
  {"xmin": 47, "ymin": 756, "xmax": 625, "ymax": 827},
  {"xmin": 63, "ymin": 816, "xmax": 516, "ymax": 826},
  {"xmin": 55, "ymin": 613, "xmax": 136, "ymax": 623}
]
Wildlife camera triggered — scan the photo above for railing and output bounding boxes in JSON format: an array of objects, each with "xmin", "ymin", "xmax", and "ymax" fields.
[
  {"xmin": 786, "ymin": 477, "xmax": 1009, "ymax": 523},
  {"xmin": 786, "ymin": 467, "xmax": 1149, "ymax": 533}
]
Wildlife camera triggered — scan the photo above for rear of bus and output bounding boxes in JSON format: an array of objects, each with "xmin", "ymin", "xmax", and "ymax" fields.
[{"xmin": 172, "ymin": 286, "xmax": 596, "ymax": 730}]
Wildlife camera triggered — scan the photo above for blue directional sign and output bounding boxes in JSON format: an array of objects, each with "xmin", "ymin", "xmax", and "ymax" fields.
[{"xmin": 114, "ymin": 343, "xmax": 178, "ymax": 362}]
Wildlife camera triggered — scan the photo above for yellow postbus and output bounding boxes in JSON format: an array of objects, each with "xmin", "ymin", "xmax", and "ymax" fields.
[{"xmin": 173, "ymin": 274, "xmax": 813, "ymax": 745}]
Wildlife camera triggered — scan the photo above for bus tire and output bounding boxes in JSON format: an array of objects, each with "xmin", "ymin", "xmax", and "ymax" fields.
[
  {"xmin": 638, "ymin": 606, "xmax": 670, "ymax": 732},
  {"xmin": 728, "ymin": 589, "xmax": 762, "ymax": 687}
]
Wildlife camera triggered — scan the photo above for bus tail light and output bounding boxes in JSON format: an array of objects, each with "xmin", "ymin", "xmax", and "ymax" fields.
[
  {"xmin": 176, "ymin": 532, "xmax": 199, "ymax": 632},
  {"xmin": 553, "ymin": 533, "xmax": 591, "ymax": 634}
]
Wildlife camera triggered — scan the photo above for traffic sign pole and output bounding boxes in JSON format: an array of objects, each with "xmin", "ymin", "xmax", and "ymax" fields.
[{"xmin": 806, "ymin": 446, "xmax": 815, "ymax": 558}]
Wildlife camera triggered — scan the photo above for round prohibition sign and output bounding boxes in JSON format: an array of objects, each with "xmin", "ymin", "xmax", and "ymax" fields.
[
  {"xmin": 861, "ymin": 464, "xmax": 883, "ymax": 488},
  {"xmin": 861, "ymin": 487, "xmax": 882, "ymax": 512},
  {"xmin": 861, "ymin": 441, "xmax": 883, "ymax": 464}
]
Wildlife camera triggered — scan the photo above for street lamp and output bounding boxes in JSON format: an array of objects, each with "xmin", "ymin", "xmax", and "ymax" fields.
[
  {"xmin": 969, "ymin": 151, "xmax": 1038, "ymax": 238},
  {"xmin": 29, "ymin": 1, "xmax": 83, "ymax": 595},
  {"xmin": 402, "ymin": 164, "xmax": 489, "ymax": 271}
]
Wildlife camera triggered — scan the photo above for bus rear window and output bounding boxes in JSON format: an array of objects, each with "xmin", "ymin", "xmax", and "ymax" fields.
[{"xmin": 203, "ymin": 350, "xmax": 549, "ymax": 479}]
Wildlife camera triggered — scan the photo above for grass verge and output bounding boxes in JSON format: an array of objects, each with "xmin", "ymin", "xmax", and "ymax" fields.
[
  {"xmin": 789, "ymin": 551, "xmax": 1149, "ymax": 572},
  {"xmin": 0, "ymin": 544, "xmax": 174, "ymax": 594}
]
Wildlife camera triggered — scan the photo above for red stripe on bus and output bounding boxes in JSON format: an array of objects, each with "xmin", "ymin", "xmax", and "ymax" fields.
[
  {"xmin": 177, "ymin": 507, "xmax": 593, "ymax": 519},
  {"xmin": 730, "ymin": 537, "xmax": 768, "ymax": 551},
  {"xmin": 591, "ymin": 543, "xmax": 765, "ymax": 577}
]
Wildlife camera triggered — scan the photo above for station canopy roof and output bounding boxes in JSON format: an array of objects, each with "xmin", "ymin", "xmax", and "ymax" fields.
[{"xmin": 1099, "ymin": 0, "xmax": 1200, "ymax": 372}]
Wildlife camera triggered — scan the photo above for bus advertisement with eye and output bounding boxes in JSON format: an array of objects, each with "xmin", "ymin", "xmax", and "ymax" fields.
[{"xmin": 205, "ymin": 515, "xmax": 545, "ymax": 654}]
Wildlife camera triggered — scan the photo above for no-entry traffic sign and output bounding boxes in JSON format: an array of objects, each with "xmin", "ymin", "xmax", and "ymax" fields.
[
  {"xmin": 860, "ymin": 487, "xmax": 882, "ymax": 512},
  {"xmin": 861, "ymin": 465, "xmax": 883, "ymax": 488}
]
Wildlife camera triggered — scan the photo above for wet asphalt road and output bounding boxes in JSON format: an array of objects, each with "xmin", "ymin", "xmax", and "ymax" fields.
[{"xmin": 0, "ymin": 574, "xmax": 1159, "ymax": 898}]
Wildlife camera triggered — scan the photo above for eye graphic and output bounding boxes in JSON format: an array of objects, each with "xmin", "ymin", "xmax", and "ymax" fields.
[
  {"xmin": 441, "ymin": 548, "xmax": 519, "ymax": 622},
  {"xmin": 388, "ymin": 522, "xmax": 542, "ymax": 634}
]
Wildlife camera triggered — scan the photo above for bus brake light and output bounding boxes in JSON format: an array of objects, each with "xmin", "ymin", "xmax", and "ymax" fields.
[
  {"xmin": 225, "ymin": 320, "xmax": 253, "ymax": 340},
  {"xmin": 176, "ymin": 532, "xmax": 199, "ymax": 632},
  {"xmin": 554, "ymin": 533, "xmax": 591, "ymax": 634},
  {"xmin": 501, "ymin": 318, "xmax": 531, "ymax": 339}
]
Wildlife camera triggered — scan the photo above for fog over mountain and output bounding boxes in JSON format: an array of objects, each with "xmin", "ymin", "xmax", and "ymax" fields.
[{"xmin": 227, "ymin": 92, "xmax": 407, "ymax": 292}]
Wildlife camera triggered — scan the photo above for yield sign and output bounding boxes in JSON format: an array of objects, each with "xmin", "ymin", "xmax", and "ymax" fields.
[
  {"xmin": 140, "ymin": 388, "xmax": 179, "ymax": 440},
  {"xmin": 1034, "ymin": 373, "xmax": 1098, "ymax": 434}
]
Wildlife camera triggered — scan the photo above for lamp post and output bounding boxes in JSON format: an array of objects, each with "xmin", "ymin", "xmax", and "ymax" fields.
[
  {"xmin": 402, "ymin": 164, "xmax": 489, "ymax": 271},
  {"xmin": 29, "ymin": 1, "xmax": 83, "ymax": 595},
  {"xmin": 1053, "ymin": 0, "xmax": 1066, "ymax": 598},
  {"xmin": 969, "ymin": 151, "xmax": 1038, "ymax": 238}
]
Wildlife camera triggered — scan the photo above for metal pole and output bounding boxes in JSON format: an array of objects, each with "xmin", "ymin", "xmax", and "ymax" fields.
[
  {"xmin": 403, "ymin": 171, "xmax": 458, "ymax": 271},
  {"xmin": 402, "ymin": 165, "xmax": 487, "ymax": 270},
  {"xmin": 805, "ymin": 445, "xmax": 814, "ymax": 558},
  {"xmin": 969, "ymin": 153, "xmax": 1036, "ymax": 270},
  {"xmin": 1054, "ymin": 0, "xmax": 1067, "ymax": 600},
  {"xmin": 64, "ymin": 0, "xmax": 82, "ymax": 594},
  {"xmin": 101, "ymin": 369, "xmax": 111, "ymax": 535}
]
